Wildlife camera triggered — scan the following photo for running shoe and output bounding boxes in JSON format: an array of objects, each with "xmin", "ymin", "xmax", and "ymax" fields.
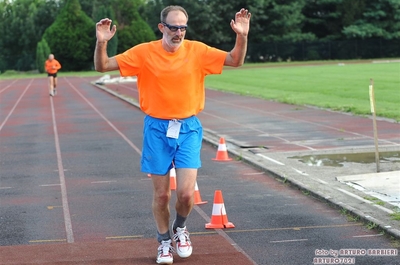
[
  {"xmin": 156, "ymin": 239, "xmax": 174, "ymax": 264},
  {"xmin": 172, "ymin": 226, "xmax": 192, "ymax": 258}
]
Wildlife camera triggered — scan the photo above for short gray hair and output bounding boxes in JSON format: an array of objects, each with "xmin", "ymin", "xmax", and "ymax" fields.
[{"xmin": 160, "ymin": 5, "xmax": 188, "ymax": 22}]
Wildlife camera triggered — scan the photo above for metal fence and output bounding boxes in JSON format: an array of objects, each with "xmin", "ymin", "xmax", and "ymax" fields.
[{"xmin": 222, "ymin": 38, "xmax": 400, "ymax": 62}]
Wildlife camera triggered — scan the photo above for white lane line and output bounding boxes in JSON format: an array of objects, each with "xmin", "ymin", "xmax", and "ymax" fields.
[
  {"xmin": 0, "ymin": 79, "xmax": 33, "ymax": 131},
  {"xmin": 353, "ymin": 234, "xmax": 383, "ymax": 238},
  {"xmin": 91, "ymin": 181, "xmax": 117, "ymax": 184},
  {"xmin": 270, "ymin": 239, "xmax": 309, "ymax": 243},
  {"xmin": 291, "ymin": 167, "xmax": 309, "ymax": 176},
  {"xmin": 0, "ymin": 79, "xmax": 18, "ymax": 94},
  {"xmin": 336, "ymin": 188, "xmax": 373, "ymax": 204},
  {"xmin": 40, "ymin": 184, "xmax": 61, "ymax": 187},
  {"xmin": 65, "ymin": 78, "xmax": 142, "ymax": 155},
  {"xmin": 50, "ymin": 97, "xmax": 74, "ymax": 243},
  {"xmin": 0, "ymin": 187, "xmax": 12, "ymax": 190},
  {"xmin": 243, "ymin": 172, "xmax": 264, "ymax": 175},
  {"xmin": 313, "ymin": 177, "xmax": 328, "ymax": 184},
  {"xmin": 256, "ymin": 154, "xmax": 285, "ymax": 165}
]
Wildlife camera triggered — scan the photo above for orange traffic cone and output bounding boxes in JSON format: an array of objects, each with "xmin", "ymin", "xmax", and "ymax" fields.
[
  {"xmin": 205, "ymin": 190, "xmax": 235, "ymax": 229},
  {"xmin": 194, "ymin": 181, "xmax": 207, "ymax": 205},
  {"xmin": 170, "ymin": 167, "xmax": 177, "ymax": 190},
  {"xmin": 212, "ymin": 137, "xmax": 232, "ymax": 161}
]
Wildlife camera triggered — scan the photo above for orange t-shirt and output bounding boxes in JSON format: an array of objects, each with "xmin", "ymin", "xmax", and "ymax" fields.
[
  {"xmin": 45, "ymin": 59, "xmax": 61, "ymax": 74},
  {"xmin": 115, "ymin": 40, "xmax": 227, "ymax": 119}
]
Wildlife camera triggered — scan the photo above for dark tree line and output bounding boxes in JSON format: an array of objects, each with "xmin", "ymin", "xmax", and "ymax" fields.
[{"xmin": 0, "ymin": 0, "xmax": 399, "ymax": 73}]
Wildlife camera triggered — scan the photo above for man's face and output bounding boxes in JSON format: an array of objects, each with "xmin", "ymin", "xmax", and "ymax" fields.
[
  {"xmin": 49, "ymin": 54, "xmax": 54, "ymax": 60},
  {"xmin": 161, "ymin": 10, "xmax": 187, "ymax": 50}
]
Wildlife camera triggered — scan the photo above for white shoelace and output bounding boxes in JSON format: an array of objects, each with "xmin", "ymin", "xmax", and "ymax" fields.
[
  {"xmin": 173, "ymin": 227, "xmax": 190, "ymax": 245},
  {"xmin": 159, "ymin": 240, "xmax": 174, "ymax": 255}
]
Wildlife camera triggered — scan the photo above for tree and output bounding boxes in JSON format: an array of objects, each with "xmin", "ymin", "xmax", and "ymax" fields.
[
  {"xmin": 303, "ymin": 0, "xmax": 345, "ymax": 40},
  {"xmin": 78, "ymin": 0, "xmax": 94, "ymax": 18},
  {"xmin": 0, "ymin": 0, "xmax": 61, "ymax": 71},
  {"xmin": 112, "ymin": 0, "xmax": 156, "ymax": 53},
  {"xmin": 262, "ymin": 0, "xmax": 315, "ymax": 42},
  {"xmin": 342, "ymin": 0, "xmax": 400, "ymax": 39},
  {"xmin": 92, "ymin": 1, "xmax": 118, "ymax": 57},
  {"xmin": 43, "ymin": 0, "xmax": 96, "ymax": 71},
  {"xmin": 0, "ymin": 1, "xmax": 7, "ymax": 72},
  {"xmin": 36, "ymin": 39, "xmax": 51, "ymax": 73}
]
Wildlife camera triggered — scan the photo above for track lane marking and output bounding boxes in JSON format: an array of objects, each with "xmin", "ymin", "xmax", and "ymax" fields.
[
  {"xmin": 40, "ymin": 184, "xmax": 61, "ymax": 187},
  {"xmin": 105, "ymin": 235, "xmax": 143, "ymax": 240},
  {"xmin": 50, "ymin": 96, "xmax": 74, "ymax": 243},
  {"xmin": 47, "ymin": 206, "xmax": 63, "ymax": 210},
  {"xmin": 243, "ymin": 172, "xmax": 264, "ymax": 175},
  {"xmin": 91, "ymin": 180, "xmax": 117, "ymax": 184},
  {"xmin": 0, "ymin": 79, "xmax": 33, "ymax": 131},
  {"xmin": 256, "ymin": 154, "xmax": 285, "ymax": 165},
  {"xmin": 29, "ymin": 239, "xmax": 67, "ymax": 244},
  {"xmin": 0, "ymin": 79, "xmax": 18, "ymax": 94},
  {"xmin": 270, "ymin": 239, "xmax": 308, "ymax": 243},
  {"xmin": 353, "ymin": 234, "xmax": 383, "ymax": 238}
]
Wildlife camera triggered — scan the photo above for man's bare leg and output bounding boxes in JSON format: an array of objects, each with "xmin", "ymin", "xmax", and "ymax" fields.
[
  {"xmin": 151, "ymin": 173, "xmax": 172, "ymax": 236},
  {"xmin": 48, "ymin": 76, "xmax": 54, "ymax": 96},
  {"xmin": 172, "ymin": 168, "xmax": 196, "ymax": 258},
  {"xmin": 54, "ymin": 77, "xmax": 58, "ymax": 95},
  {"xmin": 175, "ymin": 168, "xmax": 197, "ymax": 219}
]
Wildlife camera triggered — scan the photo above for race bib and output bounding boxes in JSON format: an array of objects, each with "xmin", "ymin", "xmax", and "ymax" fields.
[{"xmin": 166, "ymin": 119, "xmax": 181, "ymax": 139}]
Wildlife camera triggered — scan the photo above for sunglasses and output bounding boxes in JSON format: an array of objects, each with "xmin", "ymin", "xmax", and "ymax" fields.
[{"xmin": 161, "ymin": 22, "xmax": 187, "ymax": 32}]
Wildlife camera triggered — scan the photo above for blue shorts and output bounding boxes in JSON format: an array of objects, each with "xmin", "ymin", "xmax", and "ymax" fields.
[{"xmin": 141, "ymin": 115, "xmax": 203, "ymax": 175}]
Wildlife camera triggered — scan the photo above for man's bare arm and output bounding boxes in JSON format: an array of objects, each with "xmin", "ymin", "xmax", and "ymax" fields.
[
  {"xmin": 94, "ymin": 18, "xmax": 119, "ymax": 72},
  {"xmin": 224, "ymin": 8, "xmax": 251, "ymax": 67}
]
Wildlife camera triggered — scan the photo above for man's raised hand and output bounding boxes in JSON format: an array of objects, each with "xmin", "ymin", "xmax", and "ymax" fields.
[
  {"xmin": 230, "ymin": 8, "xmax": 251, "ymax": 36},
  {"xmin": 96, "ymin": 18, "xmax": 117, "ymax": 43}
]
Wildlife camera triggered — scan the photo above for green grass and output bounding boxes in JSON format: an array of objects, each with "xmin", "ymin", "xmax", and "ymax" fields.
[
  {"xmin": 391, "ymin": 212, "xmax": 400, "ymax": 221},
  {"xmin": 205, "ymin": 61, "xmax": 400, "ymax": 121},
  {"xmin": 363, "ymin": 196, "xmax": 385, "ymax": 206}
]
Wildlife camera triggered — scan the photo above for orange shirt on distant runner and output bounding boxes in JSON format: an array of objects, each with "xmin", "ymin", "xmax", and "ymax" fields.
[
  {"xmin": 45, "ymin": 59, "xmax": 61, "ymax": 74},
  {"xmin": 115, "ymin": 40, "xmax": 227, "ymax": 119}
]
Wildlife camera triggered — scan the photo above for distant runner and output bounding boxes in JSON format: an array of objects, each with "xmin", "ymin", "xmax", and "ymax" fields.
[{"xmin": 44, "ymin": 54, "xmax": 61, "ymax": 96}]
